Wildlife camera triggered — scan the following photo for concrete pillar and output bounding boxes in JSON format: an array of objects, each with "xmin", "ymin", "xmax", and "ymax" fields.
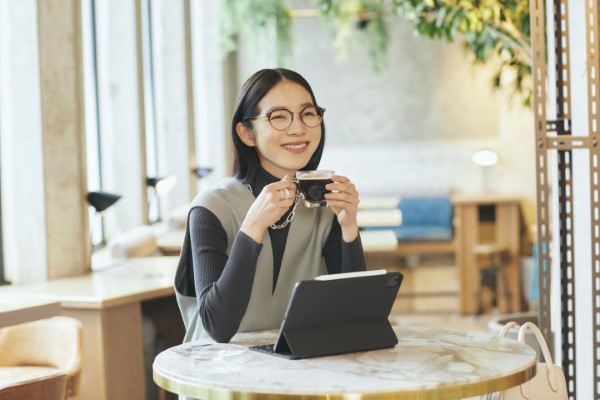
[{"xmin": 38, "ymin": 0, "xmax": 90, "ymax": 277}]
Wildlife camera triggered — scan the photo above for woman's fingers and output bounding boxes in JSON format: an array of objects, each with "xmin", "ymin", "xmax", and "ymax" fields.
[
  {"xmin": 325, "ymin": 175, "xmax": 358, "ymax": 204},
  {"xmin": 269, "ymin": 176, "xmax": 298, "ymax": 203}
]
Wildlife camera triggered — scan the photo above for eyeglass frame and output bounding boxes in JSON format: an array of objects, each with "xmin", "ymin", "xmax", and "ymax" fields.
[{"xmin": 245, "ymin": 106, "xmax": 326, "ymax": 131}]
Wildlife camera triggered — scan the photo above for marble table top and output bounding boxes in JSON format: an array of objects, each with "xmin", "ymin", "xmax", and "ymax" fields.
[{"xmin": 153, "ymin": 325, "xmax": 537, "ymax": 399}]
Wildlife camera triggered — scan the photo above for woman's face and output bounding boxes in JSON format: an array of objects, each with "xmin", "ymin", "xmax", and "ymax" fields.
[{"xmin": 239, "ymin": 79, "xmax": 322, "ymax": 179}]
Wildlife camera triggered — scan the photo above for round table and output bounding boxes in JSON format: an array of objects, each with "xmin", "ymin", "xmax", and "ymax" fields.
[{"xmin": 153, "ymin": 325, "xmax": 536, "ymax": 399}]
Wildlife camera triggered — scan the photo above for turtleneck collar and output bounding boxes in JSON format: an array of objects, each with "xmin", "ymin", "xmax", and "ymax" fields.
[{"xmin": 242, "ymin": 167, "xmax": 288, "ymax": 198}]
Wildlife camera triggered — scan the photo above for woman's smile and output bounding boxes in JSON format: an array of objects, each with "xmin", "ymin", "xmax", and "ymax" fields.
[{"xmin": 282, "ymin": 141, "xmax": 309, "ymax": 154}]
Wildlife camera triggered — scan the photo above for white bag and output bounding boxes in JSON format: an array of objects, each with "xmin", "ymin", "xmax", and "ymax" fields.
[{"xmin": 486, "ymin": 321, "xmax": 568, "ymax": 400}]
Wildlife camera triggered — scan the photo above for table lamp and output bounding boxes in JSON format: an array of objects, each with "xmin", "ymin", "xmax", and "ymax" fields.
[
  {"xmin": 87, "ymin": 191, "xmax": 122, "ymax": 247},
  {"xmin": 472, "ymin": 149, "xmax": 498, "ymax": 192},
  {"xmin": 87, "ymin": 191, "xmax": 122, "ymax": 213},
  {"xmin": 146, "ymin": 175, "xmax": 178, "ymax": 223}
]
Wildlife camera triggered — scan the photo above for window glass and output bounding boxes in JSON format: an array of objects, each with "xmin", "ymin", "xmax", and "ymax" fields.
[
  {"xmin": 190, "ymin": 1, "xmax": 229, "ymax": 193},
  {"xmin": 85, "ymin": 0, "xmax": 146, "ymax": 238},
  {"xmin": 82, "ymin": 0, "xmax": 225, "ymax": 237},
  {"xmin": 146, "ymin": 0, "xmax": 190, "ymax": 222},
  {"xmin": 0, "ymin": 8, "xmax": 4, "ymax": 283},
  {"xmin": 0, "ymin": 0, "xmax": 46, "ymax": 284}
]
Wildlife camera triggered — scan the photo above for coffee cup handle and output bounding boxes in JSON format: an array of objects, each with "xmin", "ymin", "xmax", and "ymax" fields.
[{"xmin": 290, "ymin": 178, "xmax": 304, "ymax": 199}]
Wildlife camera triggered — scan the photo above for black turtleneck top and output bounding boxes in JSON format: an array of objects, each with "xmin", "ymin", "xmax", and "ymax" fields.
[{"xmin": 188, "ymin": 169, "xmax": 366, "ymax": 342}]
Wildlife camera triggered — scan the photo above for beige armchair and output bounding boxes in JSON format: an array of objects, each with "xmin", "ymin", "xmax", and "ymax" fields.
[{"xmin": 0, "ymin": 316, "xmax": 83, "ymax": 400}]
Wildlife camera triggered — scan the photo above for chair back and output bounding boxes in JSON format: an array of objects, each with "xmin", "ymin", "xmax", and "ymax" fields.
[
  {"xmin": 0, "ymin": 371, "xmax": 67, "ymax": 400},
  {"xmin": 0, "ymin": 316, "xmax": 83, "ymax": 397}
]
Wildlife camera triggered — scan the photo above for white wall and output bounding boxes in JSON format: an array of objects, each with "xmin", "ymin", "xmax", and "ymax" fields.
[{"xmin": 236, "ymin": 16, "xmax": 536, "ymax": 223}]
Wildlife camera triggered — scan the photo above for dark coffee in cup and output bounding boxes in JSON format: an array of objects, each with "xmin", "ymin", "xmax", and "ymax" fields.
[
  {"xmin": 298, "ymin": 178, "xmax": 331, "ymax": 202},
  {"xmin": 295, "ymin": 170, "xmax": 334, "ymax": 208}
]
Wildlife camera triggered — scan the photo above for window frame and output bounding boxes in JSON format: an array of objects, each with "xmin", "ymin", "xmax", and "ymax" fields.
[
  {"xmin": 82, "ymin": 0, "xmax": 106, "ymax": 247},
  {"xmin": 0, "ymin": 45, "xmax": 5, "ymax": 285},
  {"xmin": 140, "ymin": 0, "xmax": 160, "ymax": 224}
]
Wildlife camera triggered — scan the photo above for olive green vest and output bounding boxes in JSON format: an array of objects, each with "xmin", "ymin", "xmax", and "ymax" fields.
[{"xmin": 175, "ymin": 177, "xmax": 333, "ymax": 342}]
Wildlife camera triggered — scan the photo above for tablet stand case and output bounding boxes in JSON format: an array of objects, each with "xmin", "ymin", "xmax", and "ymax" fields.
[{"xmin": 268, "ymin": 271, "xmax": 403, "ymax": 359}]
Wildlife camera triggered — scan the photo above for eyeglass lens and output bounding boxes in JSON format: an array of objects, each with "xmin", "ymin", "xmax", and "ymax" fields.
[{"xmin": 268, "ymin": 107, "xmax": 322, "ymax": 130}]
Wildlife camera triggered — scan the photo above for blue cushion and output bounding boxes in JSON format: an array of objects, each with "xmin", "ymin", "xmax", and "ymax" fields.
[
  {"xmin": 361, "ymin": 196, "xmax": 453, "ymax": 242},
  {"xmin": 398, "ymin": 197, "xmax": 452, "ymax": 228}
]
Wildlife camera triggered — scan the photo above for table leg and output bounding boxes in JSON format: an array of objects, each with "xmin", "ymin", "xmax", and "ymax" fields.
[
  {"xmin": 64, "ymin": 303, "xmax": 146, "ymax": 400},
  {"xmin": 456, "ymin": 204, "xmax": 480, "ymax": 314}
]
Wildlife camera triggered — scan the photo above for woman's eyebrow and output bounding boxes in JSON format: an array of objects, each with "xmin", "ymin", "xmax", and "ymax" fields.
[
  {"xmin": 264, "ymin": 105, "xmax": 288, "ymax": 113},
  {"xmin": 265, "ymin": 102, "xmax": 314, "ymax": 112}
]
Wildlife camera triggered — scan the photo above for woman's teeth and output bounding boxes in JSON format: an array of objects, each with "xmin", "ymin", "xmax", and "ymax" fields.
[{"xmin": 283, "ymin": 143, "xmax": 306, "ymax": 149}]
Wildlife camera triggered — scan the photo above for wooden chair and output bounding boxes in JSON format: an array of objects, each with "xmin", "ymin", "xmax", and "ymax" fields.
[
  {"xmin": 0, "ymin": 316, "xmax": 83, "ymax": 400},
  {"xmin": 473, "ymin": 243, "xmax": 513, "ymax": 315}
]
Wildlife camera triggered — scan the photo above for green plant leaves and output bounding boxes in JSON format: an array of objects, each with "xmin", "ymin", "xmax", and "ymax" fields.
[{"xmin": 220, "ymin": 0, "xmax": 532, "ymax": 107}]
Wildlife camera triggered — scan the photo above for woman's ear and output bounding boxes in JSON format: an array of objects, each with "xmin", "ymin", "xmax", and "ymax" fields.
[{"xmin": 236, "ymin": 122, "xmax": 256, "ymax": 147}]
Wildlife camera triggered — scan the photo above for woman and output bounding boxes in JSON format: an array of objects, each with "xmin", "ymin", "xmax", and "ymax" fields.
[{"xmin": 174, "ymin": 68, "xmax": 366, "ymax": 344}]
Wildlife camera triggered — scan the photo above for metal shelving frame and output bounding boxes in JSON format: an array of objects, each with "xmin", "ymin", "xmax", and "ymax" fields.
[{"xmin": 531, "ymin": 1, "xmax": 600, "ymax": 398}]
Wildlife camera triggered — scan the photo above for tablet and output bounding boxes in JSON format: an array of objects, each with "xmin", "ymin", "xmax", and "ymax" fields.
[{"xmin": 249, "ymin": 270, "xmax": 403, "ymax": 359}]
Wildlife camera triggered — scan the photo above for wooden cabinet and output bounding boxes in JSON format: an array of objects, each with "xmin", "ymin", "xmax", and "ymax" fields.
[{"xmin": 453, "ymin": 194, "xmax": 524, "ymax": 315}]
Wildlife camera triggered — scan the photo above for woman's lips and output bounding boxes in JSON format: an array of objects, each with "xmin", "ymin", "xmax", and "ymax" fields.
[{"xmin": 282, "ymin": 142, "xmax": 308, "ymax": 154}]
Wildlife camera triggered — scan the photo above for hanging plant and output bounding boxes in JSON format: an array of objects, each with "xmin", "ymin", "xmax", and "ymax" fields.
[
  {"xmin": 220, "ymin": 0, "xmax": 532, "ymax": 105},
  {"xmin": 314, "ymin": 0, "xmax": 389, "ymax": 72},
  {"xmin": 220, "ymin": 0, "xmax": 292, "ymax": 65},
  {"xmin": 220, "ymin": 0, "xmax": 389, "ymax": 72}
]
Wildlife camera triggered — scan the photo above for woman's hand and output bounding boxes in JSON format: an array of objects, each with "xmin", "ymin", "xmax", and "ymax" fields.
[
  {"xmin": 240, "ymin": 176, "xmax": 297, "ymax": 243},
  {"xmin": 325, "ymin": 175, "xmax": 360, "ymax": 242}
]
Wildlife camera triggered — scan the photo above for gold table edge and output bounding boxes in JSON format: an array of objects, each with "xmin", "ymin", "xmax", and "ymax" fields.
[{"xmin": 153, "ymin": 362, "xmax": 536, "ymax": 400}]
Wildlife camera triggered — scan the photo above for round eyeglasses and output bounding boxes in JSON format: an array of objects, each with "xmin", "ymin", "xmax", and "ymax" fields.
[{"xmin": 247, "ymin": 106, "xmax": 325, "ymax": 131}]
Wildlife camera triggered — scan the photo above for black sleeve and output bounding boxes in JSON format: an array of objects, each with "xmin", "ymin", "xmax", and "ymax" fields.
[
  {"xmin": 323, "ymin": 218, "xmax": 367, "ymax": 274},
  {"xmin": 189, "ymin": 206, "xmax": 262, "ymax": 343}
]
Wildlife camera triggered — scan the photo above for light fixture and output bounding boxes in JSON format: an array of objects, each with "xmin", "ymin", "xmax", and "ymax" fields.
[
  {"xmin": 472, "ymin": 149, "xmax": 498, "ymax": 193},
  {"xmin": 87, "ymin": 191, "xmax": 122, "ymax": 213},
  {"xmin": 87, "ymin": 191, "xmax": 122, "ymax": 247},
  {"xmin": 472, "ymin": 149, "xmax": 498, "ymax": 167},
  {"xmin": 193, "ymin": 167, "xmax": 213, "ymax": 179},
  {"xmin": 146, "ymin": 175, "xmax": 178, "ymax": 223},
  {"xmin": 146, "ymin": 175, "xmax": 178, "ymax": 196}
]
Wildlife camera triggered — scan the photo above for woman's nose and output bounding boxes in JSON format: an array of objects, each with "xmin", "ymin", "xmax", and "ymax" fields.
[{"xmin": 287, "ymin": 114, "xmax": 305, "ymax": 135}]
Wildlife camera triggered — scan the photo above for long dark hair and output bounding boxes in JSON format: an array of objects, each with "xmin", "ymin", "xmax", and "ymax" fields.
[{"xmin": 231, "ymin": 68, "xmax": 326, "ymax": 181}]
